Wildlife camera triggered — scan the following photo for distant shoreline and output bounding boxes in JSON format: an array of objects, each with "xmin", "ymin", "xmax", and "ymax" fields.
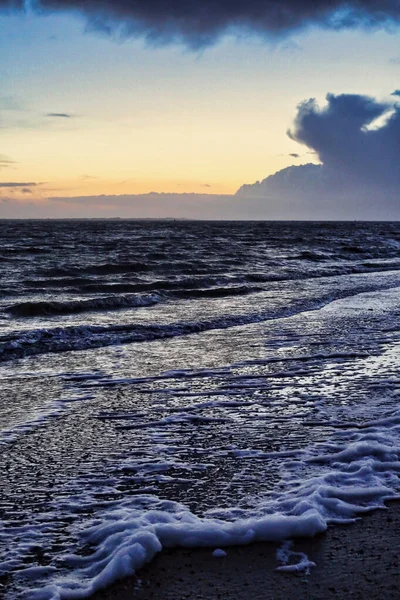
[{"xmin": 1, "ymin": 218, "xmax": 400, "ymax": 223}]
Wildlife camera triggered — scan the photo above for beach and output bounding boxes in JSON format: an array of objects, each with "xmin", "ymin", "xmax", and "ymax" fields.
[
  {"xmin": 93, "ymin": 502, "xmax": 400, "ymax": 600},
  {"xmin": 3, "ymin": 221, "xmax": 400, "ymax": 599}
]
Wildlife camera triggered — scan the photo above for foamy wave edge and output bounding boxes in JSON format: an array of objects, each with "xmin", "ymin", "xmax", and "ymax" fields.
[{"xmin": 10, "ymin": 413, "xmax": 400, "ymax": 600}]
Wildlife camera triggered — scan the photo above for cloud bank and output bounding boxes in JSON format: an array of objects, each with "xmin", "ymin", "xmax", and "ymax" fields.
[
  {"xmin": 1, "ymin": 0, "xmax": 400, "ymax": 47},
  {"xmin": 0, "ymin": 193, "xmax": 233, "ymax": 219}
]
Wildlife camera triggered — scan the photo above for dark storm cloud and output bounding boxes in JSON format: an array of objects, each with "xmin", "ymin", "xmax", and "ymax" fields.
[
  {"xmin": 0, "ymin": 0, "xmax": 23, "ymax": 6},
  {"xmin": 236, "ymin": 91, "xmax": 400, "ymax": 219},
  {"xmin": 46, "ymin": 112, "xmax": 73, "ymax": 118},
  {"xmin": 287, "ymin": 92, "xmax": 400, "ymax": 187},
  {"xmin": 2, "ymin": 0, "xmax": 400, "ymax": 47}
]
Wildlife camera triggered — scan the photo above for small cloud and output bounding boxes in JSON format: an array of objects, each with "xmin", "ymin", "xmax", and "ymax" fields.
[
  {"xmin": 392, "ymin": 90, "xmax": 400, "ymax": 97},
  {"xmin": 202, "ymin": 183, "xmax": 211, "ymax": 188},
  {"xmin": 389, "ymin": 57, "xmax": 400, "ymax": 65},
  {"xmin": 81, "ymin": 174, "xmax": 99, "ymax": 180},
  {"xmin": 0, "ymin": 154, "xmax": 16, "ymax": 169},
  {"xmin": 289, "ymin": 153, "xmax": 300, "ymax": 158},
  {"xmin": 0, "ymin": 182, "xmax": 38, "ymax": 188},
  {"xmin": 21, "ymin": 188, "xmax": 32, "ymax": 194},
  {"xmin": 46, "ymin": 112, "xmax": 73, "ymax": 118}
]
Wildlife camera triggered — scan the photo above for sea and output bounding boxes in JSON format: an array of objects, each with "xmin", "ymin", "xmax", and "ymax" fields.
[{"xmin": 2, "ymin": 219, "xmax": 400, "ymax": 598}]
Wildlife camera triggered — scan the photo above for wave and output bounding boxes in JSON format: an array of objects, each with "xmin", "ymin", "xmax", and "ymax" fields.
[
  {"xmin": 4, "ymin": 263, "xmax": 400, "ymax": 318},
  {"xmin": 0, "ymin": 305, "xmax": 316, "ymax": 361},
  {"xmin": 18, "ymin": 260, "xmax": 400, "ymax": 299},
  {"xmin": 76, "ymin": 276, "xmax": 235, "ymax": 294},
  {"xmin": 340, "ymin": 244, "xmax": 365, "ymax": 254},
  {"xmin": 35, "ymin": 259, "xmax": 400, "ymax": 306},
  {"xmin": 38, "ymin": 261, "xmax": 153, "ymax": 277},
  {"xmin": 23, "ymin": 277, "xmax": 93, "ymax": 289},
  {"xmin": 5, "ymin": 285, "xmax": 262, "ymax": 318},
  {"xmin": 170, "ymin": 285, "xmax": 263, "ymax": 299},
  {"xmin": 3, "ymin": 276, "xmax": 400, "ymax": 361},
  {"xmin": 38, "ymin": 261, "xmax": 226, "ymax": 278},
  {"xmin": 0, "ymin": 246, "xmax": 50, "ymax": 255},
  {"xmin": 293, "ymin": 250, "xmax": 331, "ymax": 261},
  {"xmin": 0, "ymin": 286, "xmax": 378, "ymax": 361},
  {"xmin": 6, "ymin": 293, "xmax": 161, "ymax": 317}
]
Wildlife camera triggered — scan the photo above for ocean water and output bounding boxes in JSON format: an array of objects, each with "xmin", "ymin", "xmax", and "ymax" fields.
[{"xmin": 2, "ymin": 220, "xmax": 400, "ymax": 597}]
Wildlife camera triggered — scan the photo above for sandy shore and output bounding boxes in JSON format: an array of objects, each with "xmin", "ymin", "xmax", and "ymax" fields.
[{"xmin": 92, "ymin": 500, "xmax": 400, "ymax": 600}]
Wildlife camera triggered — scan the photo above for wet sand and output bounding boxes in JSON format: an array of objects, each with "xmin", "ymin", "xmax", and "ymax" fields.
[{"xmin": 92, "ymin": 500, "xmax": 400, "ymax": 600}]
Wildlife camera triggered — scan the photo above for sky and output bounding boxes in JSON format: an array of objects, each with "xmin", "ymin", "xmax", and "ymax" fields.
[{"xmin": 0, "ymin": 0, "xmax": 399, "ymax": 219}]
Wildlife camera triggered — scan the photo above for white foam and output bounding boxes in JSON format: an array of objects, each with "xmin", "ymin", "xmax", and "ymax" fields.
[
  {"xmin": 11, "ymin": 402, "xmax": 400, "ymax": 600},
  {"xmin": 26, "ymin": 504, "xmax": 326, "ymax": 599},
  {"xmin": 276, "ymin": 541, "xmax": 315, "ymax": 573},
  {"xmin": 212, "ymin": 549, "xmax": 227, "ymax": 557}
]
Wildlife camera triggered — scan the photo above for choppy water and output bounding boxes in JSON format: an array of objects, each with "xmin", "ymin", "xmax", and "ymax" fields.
[{"xmin": 2, "ymin": 220, "xmax": 400, "ymax": 598}]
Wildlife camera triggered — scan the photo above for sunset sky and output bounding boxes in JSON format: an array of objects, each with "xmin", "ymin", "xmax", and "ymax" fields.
[{"xmin": 1, "ymin": 1, "xmax": 399, "ymax": 218}]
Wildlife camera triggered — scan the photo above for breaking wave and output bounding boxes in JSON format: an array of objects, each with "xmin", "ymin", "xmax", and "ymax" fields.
[{"xmin": 6, "ymin": 293, "xmax": 161, "ymax": 317}]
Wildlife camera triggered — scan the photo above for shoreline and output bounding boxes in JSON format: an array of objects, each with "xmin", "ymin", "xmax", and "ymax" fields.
[{"xmin": 92, "ymin": 501, "xmax": 400, "ymax": 600}]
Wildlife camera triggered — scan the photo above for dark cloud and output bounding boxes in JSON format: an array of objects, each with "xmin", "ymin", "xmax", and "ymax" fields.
[
  {"xmin": 0, "ymin": 182, "xmax": 38, "ymax": 188},
  {"xmin": 2, "ymin": 0, "xmax": 400, "ymax": 47},
  {"xmin": 21, "ymin": 188, "xmax": 32, "ymax": 194},
  {"xmin": 236, "ymin": 92, "xmax": 400, "ymax": 219},
  {"xmin": 46, "ymin": 112, "xmax": 73, "ymax": 118},
  {"xmin": 289, "ymin": 153, "xmax": 300, "ymax": 158},
  {"xmin": 392, "ymin": 90, "xmax": 400, "ymax": 97},
  {"xmin": 287, "ymin": 92, "xmax": 400, "ymax": 187},
  {"xmin": 0, "ymin": 1, "xmax": 23, "ymax": 7}
]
